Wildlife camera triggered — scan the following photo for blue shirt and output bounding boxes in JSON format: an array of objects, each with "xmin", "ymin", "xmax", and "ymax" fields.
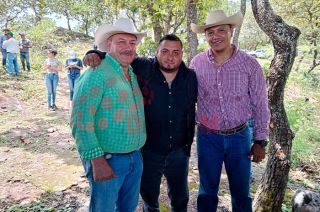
[
  {"xmin": 0, "ymin": 35, "xmax": 6, "ymax": 50},
  {"xmin": 65, "ymin": 58, "xmax": 83, "ymax": 76}
]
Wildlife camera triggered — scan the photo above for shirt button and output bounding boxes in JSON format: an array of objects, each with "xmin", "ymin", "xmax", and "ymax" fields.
[
  {"xmin": 169, "ymin": 92, "xmax": 171, "ymax": 95},
  {"xmin": 169, "ymin": 120, "xmax": 172, "ymax": 124},
  {"xmin": 218, "ymin": 83, "xmax": 221, "ymax": 86},
  {"xmin": 163, "ymin": 81, "xmax": 166, "ymax": 83},
  {"xmin": 169, "ymin": 105, "xmax": 171, "ymax": 108},
  {"xmin": 170, "ymin": 136, "xmax": 172, "ymax": 139}
]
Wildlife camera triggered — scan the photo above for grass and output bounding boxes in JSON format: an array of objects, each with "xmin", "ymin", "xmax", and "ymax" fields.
[
  {"xmin": 256, "ymin": 45, "xmax": 320, "ymax": 178},
  {"xmin": 159, "ymin": 202, "xmax": 170, "ymax": 212}
]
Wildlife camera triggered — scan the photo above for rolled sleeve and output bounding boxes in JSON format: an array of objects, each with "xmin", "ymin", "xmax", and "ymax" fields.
[{"xmin": 71, "ymin": 68, "xmax": 105, "ymax": 159}]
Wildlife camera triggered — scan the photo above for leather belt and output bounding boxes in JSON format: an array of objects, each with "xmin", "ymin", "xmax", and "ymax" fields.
[
  {"xmin": 199, "ymin": 122, "xmax": 247, "ymax": 135},
  {"xmin": 109, "ymin": 150, "xmax": 136, "ymax": 156}
]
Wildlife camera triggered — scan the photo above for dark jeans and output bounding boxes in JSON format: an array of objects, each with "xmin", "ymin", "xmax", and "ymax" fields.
[
  {"xmin": 197, "ymin": 125, "xmax": 252, "ymax": 212},
  {"xmin": 141, "ymin": 148, "xmax": 189, "ymax": 212},
  {"xmin": 1, "ymin": 49, "xmax": 6, "ymax": 67},
  {"xmin": 20, "ymin": 52, "xmax": 30, "ymax": 72}
]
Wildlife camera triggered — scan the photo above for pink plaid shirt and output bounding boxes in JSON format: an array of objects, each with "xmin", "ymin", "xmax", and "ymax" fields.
[{"xmin": 190, "ymin": 47, "xmax": 270, "ymax": 140}]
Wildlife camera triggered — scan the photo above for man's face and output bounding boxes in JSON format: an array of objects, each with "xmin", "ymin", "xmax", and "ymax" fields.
[
  {"xmin": 20, "ymin": 34, "xmax": 26, "ymax": 39},
  {"xmin": 205, "ymin": 24, "xmax": 233, "ymax": 53},
  {"xmin": 156, "ymin": 40, "xmax": 183, "ymax": 73},
  {"xmin": 105, "ymin": 33, "xmax": 137, "ymax": 69}
]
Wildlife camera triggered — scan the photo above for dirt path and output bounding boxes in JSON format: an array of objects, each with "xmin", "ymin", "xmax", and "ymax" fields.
[{"xmin": 0, "ymin": 74, "xmax": 266, "ymax": 211}]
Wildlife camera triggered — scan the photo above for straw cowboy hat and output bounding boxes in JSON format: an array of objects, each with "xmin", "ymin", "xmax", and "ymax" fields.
[
  {"xmin": 95, "ymin": 18, "xmax": 147, "ymax": 52},
  {"xmin": 191, "ymin": 10, "xmax": 243, "ymax": 33}
]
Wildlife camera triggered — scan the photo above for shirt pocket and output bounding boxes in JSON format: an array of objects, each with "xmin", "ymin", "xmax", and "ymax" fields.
[{"xmin": 225, "ymin": 68, "xmax": 248, "ymax": 96}]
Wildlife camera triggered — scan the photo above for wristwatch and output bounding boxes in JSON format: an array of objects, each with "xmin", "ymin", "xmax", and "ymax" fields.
[{"xmin": 254, "ymin": 139, "xmax": 268, "ymax": 148}]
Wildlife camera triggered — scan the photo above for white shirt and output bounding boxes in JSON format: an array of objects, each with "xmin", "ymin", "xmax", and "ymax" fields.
[{"xmin": 2, "ymin": 37, "xmax": 19, "ymax": 53}]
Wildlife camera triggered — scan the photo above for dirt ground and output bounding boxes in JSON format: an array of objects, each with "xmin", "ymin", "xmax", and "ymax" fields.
[{"xmin": 0, "ymin": 72, "xmax": 299, "ymax": 211}]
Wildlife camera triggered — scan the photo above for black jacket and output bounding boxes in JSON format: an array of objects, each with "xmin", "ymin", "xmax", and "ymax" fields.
[{"xmin": 86, "ymin": 51, "xmax": 198, "ymax": 156}]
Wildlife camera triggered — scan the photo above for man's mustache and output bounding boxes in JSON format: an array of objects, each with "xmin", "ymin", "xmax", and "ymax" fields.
[{"xmin": 120, "ymin": 50, "xmax": 135, "ymax": 56}]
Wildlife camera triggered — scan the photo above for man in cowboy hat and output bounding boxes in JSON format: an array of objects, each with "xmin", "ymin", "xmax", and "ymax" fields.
[
  {"xmin": 71, "ymin": 18, "xmax": 147, "ymax": 212},
  {"xmin": 2, "ymin": 31, "xmax": 20, "ymax": 76},
  {"xmin": 0, "ymin": 28, "xmax": 10, "ymax": 73},
  {"xmin": 190, "ymin": 10, "xmax": 270, "ymax": 211},
  {"xmin": 83, "ymin": 33, "xmax": 198, "ymax": 212}
]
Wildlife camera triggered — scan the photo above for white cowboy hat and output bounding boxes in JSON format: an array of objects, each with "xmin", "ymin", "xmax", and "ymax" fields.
[
  {"xmin": 95, "ymin": 18, "xmax": 147, "ymax": 52},
  {"xmin": 191, "ymin": 10, "xmax": 243, "ymax": 33}
]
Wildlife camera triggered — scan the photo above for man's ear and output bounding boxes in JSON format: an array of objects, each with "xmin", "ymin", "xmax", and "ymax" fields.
[{"xmin": 105, "ymin": 38, "xmax": 112, "ymax": 52}]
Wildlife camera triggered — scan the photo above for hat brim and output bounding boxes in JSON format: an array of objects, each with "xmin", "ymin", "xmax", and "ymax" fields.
[
  {"xmin": 191, "ymin": 12, "xmax": 243, "ymax": 34},
  {"xmin": 95, "ymin": 24, "xmax": 146, "ymax": 52}
]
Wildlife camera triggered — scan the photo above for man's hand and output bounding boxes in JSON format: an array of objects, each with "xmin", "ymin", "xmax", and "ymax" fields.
[
  {"xmin": 83, "ymin": 53, "xmax": 102, "ymax": 69},
  {"xmin": 91, "ymin": 156, "xmax": 117, "ymax": 182},
  {"xmin": 249, "ymin": 143, "xmax": 266, "ymax": 163}
]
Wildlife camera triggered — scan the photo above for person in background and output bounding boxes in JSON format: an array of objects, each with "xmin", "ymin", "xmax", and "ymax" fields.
[
  {"xmin": 0, "ymin": 28, "xmax": 10, "ymax": 73},
  {"xmin": 19, "ymin": 32, "xmax": 32, "ymax": 75},
  {"xmin": 190, "ymin": 10, "xmax": 270, "ymax": 211},
  {"xmin": 71, "ymin": 18, "xmax": 146, "ymax": 212},
  {"xmin": 2, "ymin": 31, "xmax": 20, "ymax": 76},
  {"xmin": 42, "ymin": 49, "xmax": 62, "ymax": 111},
  {"xmin": 64, "ymin": 50, "xmax": 83, "ymax": 109}
]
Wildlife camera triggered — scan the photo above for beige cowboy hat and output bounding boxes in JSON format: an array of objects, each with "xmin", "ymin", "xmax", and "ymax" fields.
[
  {"xmin": 95, "ymin": 18, "xmax": 147, "ymax": 52},
  {"xmin": 191, "ymin": 10, "xmax": 243, "ymax": 33}
]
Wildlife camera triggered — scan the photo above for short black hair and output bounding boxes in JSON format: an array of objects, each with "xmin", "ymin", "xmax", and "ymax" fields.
[{"xmin": 159, "ymin": 34, "xmax": 183, "ymax": 48}]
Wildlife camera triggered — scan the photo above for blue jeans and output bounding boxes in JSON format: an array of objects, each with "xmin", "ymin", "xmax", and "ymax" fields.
[
  {"xmin": 20, "ymin": 52, "xmax": 30, "ymax": 72},
  {"xmin": 67, "ymin": 73, "xmax": 80, "ymax": 101},
  {"xmin": 82, "ymin": 151, "xmax": 143, "ymax": 212},
  {"xmin": 7, "ymin": 53, "xmax": 20, "ymax": 75},
  {"xmin": 140, "ymin": 148, "xmax": 189, "ymax": 212},
  {"xmin": 1, "ymin": 49, "xmax": 6, "ymax": 67},
  {"xmin": 197, "ymin": 125, "xmax": 252, "ymax": 212},
  {"xmin": 45, "ymin": 73, "xmax": 59, "ymax": 107}
]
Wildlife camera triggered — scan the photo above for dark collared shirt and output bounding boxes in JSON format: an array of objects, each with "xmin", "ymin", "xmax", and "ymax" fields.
[{"xmin": 132, "ymin": 57, "xmax": 198, "ymax": 156}]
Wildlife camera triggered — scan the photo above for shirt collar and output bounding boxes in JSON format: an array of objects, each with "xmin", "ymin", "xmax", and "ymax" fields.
[
  {"xmin": 206, "ymin": 44, "xmax": 239, "ymax": 64},
  {"xmin": 105, "ymin": 53, "xmax": 133, "ymax": 73}
]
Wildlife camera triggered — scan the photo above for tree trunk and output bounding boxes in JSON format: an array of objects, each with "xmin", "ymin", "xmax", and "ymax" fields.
[
  {"xmin": 65, "ymin": 12, "xmax": 71, "ymax": 30},
  {"xmin": 146, "ymin": 3, "xmax": 163, "ymax": 43},
  {"xmin": 186, "ymin": 0, "xmax": 198, "ymax": 65},
  {"xmin": 308, "ymin": 39, "xmax": 319, "ymax": 73},
  {"xmin": 251, "ymin": 0, "xmax": 300, "ymax": 211},
  {"xmin": 233, "ymin": 0, "xmax": 246, "ymax": 47}
]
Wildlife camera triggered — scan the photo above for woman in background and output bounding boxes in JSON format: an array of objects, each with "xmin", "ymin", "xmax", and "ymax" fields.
[
  {"xmin": 64, "ymin": 50, "xmax": 83, "ymax": 110},
  {"xmin": 43, "ymin": 49, "xmax": 62, "ymax": 111}
]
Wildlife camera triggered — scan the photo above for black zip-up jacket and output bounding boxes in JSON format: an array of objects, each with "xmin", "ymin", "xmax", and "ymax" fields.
[{"xmin": 86, "ymin": 51, "xmax": 198, "ymax": 156}]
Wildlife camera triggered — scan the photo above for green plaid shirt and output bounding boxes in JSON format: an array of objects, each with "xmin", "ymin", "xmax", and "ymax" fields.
[{"xmin": 71, "ymin": 54, "xmax": 146, "ymax": 160}]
